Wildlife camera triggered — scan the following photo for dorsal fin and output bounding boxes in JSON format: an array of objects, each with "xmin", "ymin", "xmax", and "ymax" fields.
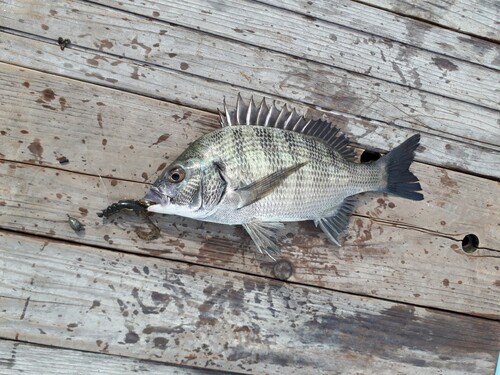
[{"xmin": 218, "ymin": 94, "xmax": 355, "ymax": 161}]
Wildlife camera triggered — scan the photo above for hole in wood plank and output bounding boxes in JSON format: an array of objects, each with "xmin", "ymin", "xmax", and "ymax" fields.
[
  {"xmin": 360, "ymin": 150, "xmax": 381, "ymax": 163},
  {"xmin": 461, "ymin": 234, "xmax": 479, "ymax": 253}
]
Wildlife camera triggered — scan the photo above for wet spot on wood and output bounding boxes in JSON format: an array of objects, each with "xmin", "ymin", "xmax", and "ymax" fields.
[
  {"xmin": 153, "ymin": 337, "xmax": 168, "ymax": 349},
  {"xmin": 125, "ymin": 331, "xmax": 140, "ymax": 344},
  {"xmin": 110, "ymin": 179, "xmax": 118, "ymax": 187},
  {"xmin": 102, "ymin": 139, "xmax": 107, "ymax": 146},
  {"xmin": 41, "ymin": 88, "xmax": 55, "ymax": 101},
  {"xmin": 28, "ymin": 139, "xmax": 43, "ymax": 161},
  {"xmin": 59, "ymin": 97, "xmax": 67, "ymax": 111},
  {"xmin": 79, "ymin": 207, "xmax": 89, "ymax": 217},
  {"xmin": 273, "ymin": 259, "xmax": 293, "ymax": 280},
  {"xmin": 156, "ymin": 162, "xmax": 167, "ymax": 172},
  {"xmin": 22, "ymin": 81, "xmax": 30, "ymax": 88},
  {"xmin": 131, "ymin": 66, "xmax": 139, "ymax": 80},
  {"xmin": 442, "ymin": 279, "xmax": 449, "ymax": 287},
  {"xmin": 97, "ymin": 113, "xmax": 103, "ymax": 128},
  {"xmin": 388, "ymin": 202, "xmax": 395, "ymax": 208},
  {"xmin": 440, "ymin": 170, "xmax": 458, "ymax": 190},
  {"xmin": 98, "ymin": 39, "xmax": 113, "ymax": 49},
  {"xmin": 168, "ymin": 53, "xmax": 177, "ymax": 58},
  {"xmin": 131, "ymin": 37, "xmax": 152, "ymax": 54},
  {"xmin": 150, "ymin": 133, "xmax": 170, "ymax": 147},
  {"xmin": 180, "ymin": 62, "xmax": 189, "ymax": 70},
  {"xmin": 57, "ymin": 156, "xmax": 69, "ymax": 164},
  {"xmin": 141, "ymin": 172, "xmax": 148, "ymax": 181},
  {"xmin": 49, "ymin": 9, "xmax": 57, "ymax": 16},
  {"xmin": 152, "ymin": 11, "xmax": 160, "ymax": 17},
  {"xmin": 87, "ymin": 58, "xmax": 99, "ymax": 67},
  {"xmin": 66, "ymin": 323, "xmax": 78, "ymax": 331},
  {"xmin": 432, "ymin": 57, "xmax": 458, "ymax": 71},
  {"xmin": 41, "ymin": 24, "xmax": 49, "ymax": 30}
]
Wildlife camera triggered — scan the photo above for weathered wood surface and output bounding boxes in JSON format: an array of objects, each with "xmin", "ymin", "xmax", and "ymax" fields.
[
  {"xmin": 364, "ymin": 0, "xmax": 499, "ymax": 40},
  {"xmin": 0, "ymin": 38, "xmax": 498, "ymax": 178},
  {"xmin": 1, "ymin": 231, "xmax": 498, "ymax": 374},
  {"xmin": 1, "ymin": 158, "xmax": 499, "ymax": 318},
  {"xmin": 0, "ymin": 0, "xmax": 499, "ymax": 373},
  {"xmin": 261, "ymin": 0, "xmax": 500, "ymax": 68},
  {"xmin": 0, "ymin": 340, "xmax": 218, "ymax": 374},
  {"xmin": 3, "ymin": 0, "xmax": 499, "ymax": 110}
]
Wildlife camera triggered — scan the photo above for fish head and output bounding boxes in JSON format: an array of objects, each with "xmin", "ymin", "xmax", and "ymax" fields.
[
  {"xmin": 144, "ymin": 154, "xmax": 205, "ymax": 217},
  {"xmin": 144, "ymin": 142, "xmax": 226, "ymax": 218}
]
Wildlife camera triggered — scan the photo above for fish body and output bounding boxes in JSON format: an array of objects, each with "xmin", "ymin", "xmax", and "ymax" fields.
[{"xmin": 145, "ymin": 96, "xmax": 423, "ymax": 257}]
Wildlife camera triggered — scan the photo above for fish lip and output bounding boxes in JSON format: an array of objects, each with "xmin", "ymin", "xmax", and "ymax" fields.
[{"xmin": 144, "ymin": 186, "xmax": 171, "ymax": 206}]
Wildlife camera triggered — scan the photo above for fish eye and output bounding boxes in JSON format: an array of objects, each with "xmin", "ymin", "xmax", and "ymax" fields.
[{"xmin": 167, "ymin": 167, "xmax": 185, "ymax": 183}]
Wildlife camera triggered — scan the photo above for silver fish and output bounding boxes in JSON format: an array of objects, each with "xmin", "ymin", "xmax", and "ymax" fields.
[{"xmin": 145, "ymin": 95, "xmax": 423, "ymax": 257}]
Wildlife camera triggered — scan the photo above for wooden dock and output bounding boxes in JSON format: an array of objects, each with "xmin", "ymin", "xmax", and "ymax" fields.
[{"xmin": 1, "ymin": 1, "xmax": 499, "ymax": 373}]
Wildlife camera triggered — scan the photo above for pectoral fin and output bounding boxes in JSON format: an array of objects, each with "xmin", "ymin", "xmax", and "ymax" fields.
[
  {"xmin": 236, "ymin": 162, "xmax": 307, "ymax": 209},
  {"xmin": 243, "ymin": 222, "xmax": 284, "ymax": 260}
]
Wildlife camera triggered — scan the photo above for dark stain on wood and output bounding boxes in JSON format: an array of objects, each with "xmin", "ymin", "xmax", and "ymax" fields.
[
  {"xmin": 22, "ymin": 81, "xmax": 30, "ymax": 88},
  {"xmin": 125, "ymin": 331, "xmax": 140, "ymax": 343},
  {"xmin": 41, "ymin": 88, "xmax": 55, "ymax": 101},
  {"xmin": 432, "ymin": 57, "xmax": 458, "ymax": 71},
  {"xmin": 28, "ymin": 139, "xmax": 43, "ymax": 160},
  {"xmin": 150, "ymin": 133, "xmax": 171, "ymax": 147},
  {"xmin": 97, "ymin": 113, "xmax": 103, "ymax": 128},
  {"xmin": 180, "ymin": 62, "xmax": 189, "ymax": 70}
]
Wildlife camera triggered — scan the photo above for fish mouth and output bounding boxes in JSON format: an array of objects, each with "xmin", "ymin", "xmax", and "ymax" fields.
[{"xmin": 144, "ymin": 186, "xmax": 171, "ymax": 207}]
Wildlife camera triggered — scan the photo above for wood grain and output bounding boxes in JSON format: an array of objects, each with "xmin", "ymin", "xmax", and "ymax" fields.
[
  {"xmin": 260, "ymin": 0, "xmax": 500, "ymax": 68},
  {"xmin": 0, "ymin": 45, "xmax": 498, "ymax": 178},
  {"xmin": 0, "ymin": 1, "xmax": 499, "ymax": 371},
  {"xmin": 1, "ymin": 231, "xmax": 498, "ymax": 374},
  {"xmin": 1, "ymin": 159, "xmax": 498, "ymax": 317},
  {"xmin": 0, "ymin": 340, "xmax": 218, "ymax": 374},
  {"xmin": 5, "ymin": 0, "xmax": 497, "ymax": 112},
  {"xmin": 363, "ymin": 0, "xmax": 499, "ymax": 40}
]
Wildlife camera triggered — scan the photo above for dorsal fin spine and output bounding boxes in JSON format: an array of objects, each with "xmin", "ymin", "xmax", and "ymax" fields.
[{"xmin": 219, "ymin": 94, "xmax": 355, "ymax": 161}]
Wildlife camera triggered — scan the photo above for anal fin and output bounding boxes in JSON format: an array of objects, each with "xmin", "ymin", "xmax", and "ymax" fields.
[
  {"xmin": 243, "ymin": 222, "xmax": 284, "ymax": 260},
  {"xmin": 314, "ymin": 197, "xmax": 357, "ymax": 246}
]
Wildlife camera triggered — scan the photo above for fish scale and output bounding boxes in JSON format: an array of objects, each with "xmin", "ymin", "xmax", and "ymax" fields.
[{"xmin": 145, "ymin": 95, "xmax": 423, "ymax": 258}]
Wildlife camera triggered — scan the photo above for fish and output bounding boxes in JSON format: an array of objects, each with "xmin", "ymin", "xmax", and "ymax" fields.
[{"xmin": 145, "ymin": 95, "xmax": 423, "ymax": 258}]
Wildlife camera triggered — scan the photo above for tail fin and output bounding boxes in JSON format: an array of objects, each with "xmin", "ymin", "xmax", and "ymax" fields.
[{"xmin": 378, "ymin": 134, "xmax": 424, "ymax": 201}]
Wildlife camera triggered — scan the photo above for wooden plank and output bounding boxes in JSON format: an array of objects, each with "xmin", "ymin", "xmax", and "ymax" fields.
[
  {"xmin": 0, "ymin": 64, "xmax": 498, "ymax": 247},
  {"xmin": 0, "ymin": 340, "xmax": 219, "ymax": 374},
  {"xmin": 0, "ymin": 160, "xmax": 498, "ymax": 318},
  {"xmin": 259, "ymin": 0, "xmax": 500, "ymax": 68},
  {"xmin": 1, "ymin": 62, "xmax": 498, "ymax": 180},
  {"xmin": 0, "ymin": 40, "xmax": 498, "ymax": 178},
  {"xmin": 3, "ymin": 0, "xmax": 498, "ymax": 110},
  {"xmin": 1, "ymin": 231, "xmax": 498, "ymax": 374},
  {"xmin": 363, "ymin": 0, "xmax": 499, "ymax": 41}
]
